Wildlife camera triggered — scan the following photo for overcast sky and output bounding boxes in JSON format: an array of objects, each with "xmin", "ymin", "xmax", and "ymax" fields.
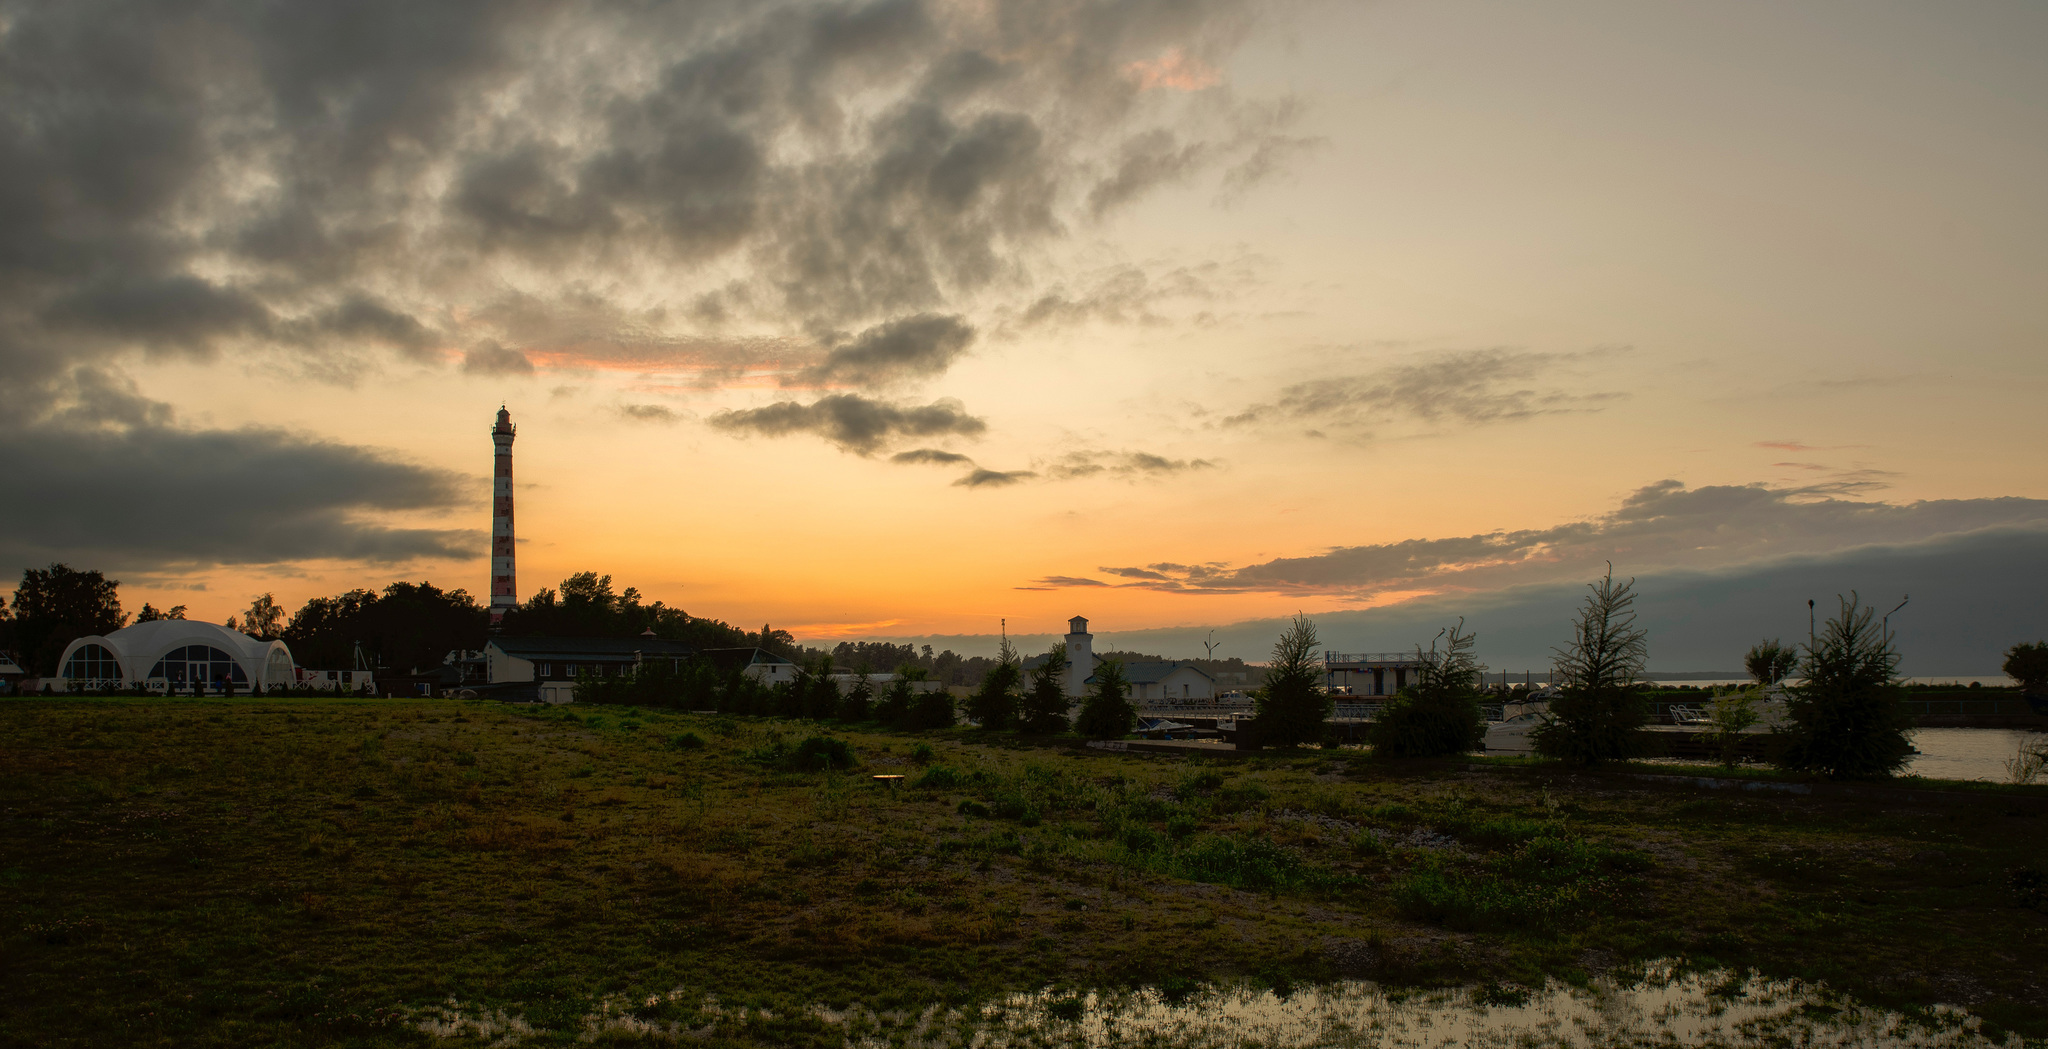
[{"xmin": 4, "ymin": 0, "xmax": 2044, "ymax": 668}]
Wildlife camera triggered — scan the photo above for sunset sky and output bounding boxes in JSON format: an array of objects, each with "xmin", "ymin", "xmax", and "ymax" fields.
[{"xmin": 6, "ymin": 1, "xmax": 2045, "ymax": 670}]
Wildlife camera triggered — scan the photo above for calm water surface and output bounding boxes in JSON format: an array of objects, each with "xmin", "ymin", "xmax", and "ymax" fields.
[
  {"xmin": 1905, "ymin": 727, "xmax": 2043, "ymax": 783},
  {"xmin": 495, "ymin": 964, "xmax": 2019, "ymax": 1047}
]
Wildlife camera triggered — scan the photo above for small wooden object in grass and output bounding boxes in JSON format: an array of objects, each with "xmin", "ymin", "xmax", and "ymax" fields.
[{"xmin": 872, "ymin": 774, "xmax": 906, "ymax": 789}]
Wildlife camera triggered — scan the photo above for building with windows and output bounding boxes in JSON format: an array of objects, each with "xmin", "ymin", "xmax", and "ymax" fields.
[
  {"xmin": 51, "ymin": 620, "xmax": 297, "ymax": 693},
  {"xmin": 1321, "ymin": 651, "xmax": 1428, "ymax": 695},
  {"xmin": 1103, "ymin": 661, "xmax": 1218, "ymax": 705},
  {"xmin": 702, "ymin": 647, "xmax": 802, "ymax": 688},
  {"xmin": 481, "ymin": 635, "xmax": 701, "ymax": 703}
]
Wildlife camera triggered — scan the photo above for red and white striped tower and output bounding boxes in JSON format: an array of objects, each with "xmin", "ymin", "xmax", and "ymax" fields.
[{"xmin": 489, "ymin": 406, "xmax": 517, "ymax": 628}]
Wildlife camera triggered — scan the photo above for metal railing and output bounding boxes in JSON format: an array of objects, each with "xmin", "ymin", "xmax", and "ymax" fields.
[{"xmin": 1323, "ymin": 651, "xmax": 1424, "ymax": 665}]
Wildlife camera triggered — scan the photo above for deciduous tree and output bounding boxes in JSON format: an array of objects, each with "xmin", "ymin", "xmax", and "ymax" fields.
[
  {"xmin": 2004, "ymin": 641, "xmax": 2048, "ymax": 692},
  {"xmin": 10, "ymin": 564, "xmax": 127, "ymax": 675},
  {"xmin": 242, "ymin": 593, "xmax": 284, "ymax": 639},
  {"xmin": 1744, "ymin": 639, "xmax": 1798, "ymax": 686}
]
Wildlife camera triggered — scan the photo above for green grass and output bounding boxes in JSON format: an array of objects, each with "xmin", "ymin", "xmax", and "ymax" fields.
[{"xmin": 2, "ymin": 697, "xmax": 2046, "ymax": 1046}]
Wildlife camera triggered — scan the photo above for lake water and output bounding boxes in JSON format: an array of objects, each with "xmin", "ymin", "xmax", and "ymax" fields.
[
  {"xmin": 1905, "ymin": 727, "xmax": 2043, "ymax": 783},
  {"xmin": 1650, "ymin": 678, "xmax": 2019, "ymax": 689},
  {"xmin": 512, "ymin": 962, "xmax": 2020, "ymax": 1047}
]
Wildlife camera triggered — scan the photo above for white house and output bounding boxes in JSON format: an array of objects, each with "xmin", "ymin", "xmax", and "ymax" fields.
[
  {"xmin": 51, "ymin": 620, "xmax": 296, "ymax": 693},
  {"xmin": 702, "ymin": 647, "xmax": 802, "ymax": 688},
  {"xmin": 1096, "ymin": 661, "xmax": 1218, "ymax": 706}
]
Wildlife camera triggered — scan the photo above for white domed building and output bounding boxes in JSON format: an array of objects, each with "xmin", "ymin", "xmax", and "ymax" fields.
[{"xmin": 52, "ymin": 620, "xmax": 296, "ymax": 693}]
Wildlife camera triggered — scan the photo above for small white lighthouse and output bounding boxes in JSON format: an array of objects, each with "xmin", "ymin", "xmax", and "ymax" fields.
[
  {"xmin": 489, "ymin": 406, "xmax": 517, "ymax": 628},
  {"xmin": 1064, "ymin": 615, "xmax": 1093, "ymax": 697}
]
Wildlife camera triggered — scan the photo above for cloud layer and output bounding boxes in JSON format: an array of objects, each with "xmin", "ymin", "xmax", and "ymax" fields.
[
  {"xmin": 709, "ymin": 393, "xmax": 986, "ymax": 455},
  {"xmin": 1036, "ymin": 480, "xmax": 2048, "ymax": 597},
  {"xmin": 0, "ymin": 0, "xmax": 1295, "ymax": 569},
  {"xmin": 1225, "ymin": 348, "xmax": 1622, "ymax": 437},
  {"xmin": 0, "ymin": 375, "xmax": 474, "ymax": 573},
  {"xmin": 0, "ymin": 0, "xmax": 1292, "ymax": 394},
  {"xmin": 1000, "ymin": 529, "xmax": 2048, "ymax": 675}
]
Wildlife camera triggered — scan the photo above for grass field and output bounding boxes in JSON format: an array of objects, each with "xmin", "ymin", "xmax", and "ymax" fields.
[{"xmin": 2, "ymin": 696, "xmax": 2045, "ymax": 1046}]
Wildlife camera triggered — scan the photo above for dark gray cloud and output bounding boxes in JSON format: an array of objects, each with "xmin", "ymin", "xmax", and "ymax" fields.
[
  {"xmin": 0, "ymin": 0, "xmax": 1288, "ymax": 394},
  {"xmin": 1044, "ymin": 449, "xmax": 1216, "ymax": 480},
  {"xmin": 1009, "ymin": 258, "xmax": 1239, "ymax": 330},
  {"xmin": 954, "ymin": 468, "xmax": 1037, "ymax": 488},
  {"xmin": 794, "ymin": 313, "xmax": 974, "ymax": 388},
  {"xmin": 1041, "ymin": 480, "xmax": 2048, "ymax": 597},
  {"xmin": 0, "ymin": 0, "xmax": 1299, "ymax": 562},
  {"xmin": 1225, "ymin": 348, "xmax": 1622, "ymax": 435},
  {"xmin": 1088, "ymin": 129, "xmax": 1209, "ymax": 217},
  {"xmin": 709, "ymin": 393, "xmax": 985, "ymax": 455},
  {"xmin": 463, "ymin": 343, "xmax": 536, "ymax": 376},
  {"xmin": 1007, "ymin": 529, "xmax": 2048, "ymax": 675},
  {"xmin": 618, "ymin": 403, "xmax": 680, "ymax": 423},
  {"xmin": 891, "ymin": 447, "xmax": 975, "ymax": 465},
  {"xmin": 0, "ymin": 376, "xmax": 473, "ymax": 575}
]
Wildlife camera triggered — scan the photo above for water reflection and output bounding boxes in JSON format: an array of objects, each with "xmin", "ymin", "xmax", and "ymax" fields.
[
  {"xmin": 1905, "ymin": 728, "xmax": 2042, "ymax": 783},
  {"xmin": 517, "ymin": 963, "xmax": 2016, "ymax": 1048}
]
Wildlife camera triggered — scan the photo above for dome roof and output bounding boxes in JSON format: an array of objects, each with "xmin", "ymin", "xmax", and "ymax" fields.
[
  {"xmin": 105, "ymin": 619, "xmax": 273, "ymax": 663},
  {"xmin": 56, "ymin": 618, "xmax": 297, "ymax": 689}
]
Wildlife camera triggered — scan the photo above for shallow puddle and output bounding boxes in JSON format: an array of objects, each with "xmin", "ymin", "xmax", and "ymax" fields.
[{"xmin": 424, "ymin": 962, "xmax": 2020, "ymax": 1047}]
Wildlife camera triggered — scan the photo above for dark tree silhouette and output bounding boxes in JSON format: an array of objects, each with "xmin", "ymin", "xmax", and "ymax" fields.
[
  {"xmin": 1533, "ymin": 566, "xmax": 1649, "ymax": 765},
  {"xmin": 1368, "ymin": 619, "xmax": 1486, "ymax": 758},
  {"xmin": 966, "ymin": 635, "xmax": 1021, "ymax": 729},
  {"xmin": 1019, "ymin": 644, "xmax": 1073, "ymax": 733},
  {"xmin": 1075, "ymin": 659, "xmax": 1134, "ymax": 738},
  {"xmin": 1254, "ymin": 614, "xmax": 1329, "ymax": 747},
  {"xmin": 284, "ymin": 582, "xmax": 488, "ymax": 673},
  {"xmin": 1774, "ymin": 592, "xmax": 1914, "ymax": 779},
  {"xmin": 1744, "ymin": 639, "xmax": 1798, "ymax": 686},
  {"xmin": 10, "ymin": 564, "xmax": 127, "ymax": 675},
  {"xmin": 2004, "ymin": 641, "xmax": 2048, "ymax": 692}
]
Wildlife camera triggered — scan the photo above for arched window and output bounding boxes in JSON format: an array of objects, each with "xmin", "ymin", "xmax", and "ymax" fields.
[
  {"xmin": 147, "ymin": 645, "xmax": 248, "ymax": 684},
  {"xmin": 64, "ymin": 643, "xmax": 122, "ymax": 682},
  {"xmin": 265, "ymin": 648, "xmax": 293, "ymax": 688}
]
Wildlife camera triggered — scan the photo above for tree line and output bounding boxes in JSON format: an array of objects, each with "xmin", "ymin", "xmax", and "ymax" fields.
[
  {"xmin": 1269, "ymin": 566, "xmax": 2048, "ymax": 781},
  {"xmin": 0, "ymin": 563, "xmax": 759, "ymax": 677}
]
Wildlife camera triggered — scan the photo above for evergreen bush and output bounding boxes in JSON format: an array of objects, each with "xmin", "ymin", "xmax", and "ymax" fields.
[
  {"xmin": 1019, "ymin": 644, "xmax": 1072, "ymax": 733},
  {"xmin": 966, "ymin": 654, "xmax": 1020, "ymax": 730},
  {"xmin": 1533, "ymin": 567, "xmax": 1649, "ymax": 765},
  {"xmin": 1253, "ymin": 614, "xmax": 1329, "ymax": 748},
  {"xmin": 1075, "ymin": 660, "xmax": 1135, "ymax": 738},
  {"xmin": 1367, "ymin": 619, "xmax": 1486, "ymax": 758},
  {"xmin": 1772, "ymin": 592, "xmax": 1914, "ymax": 779}
]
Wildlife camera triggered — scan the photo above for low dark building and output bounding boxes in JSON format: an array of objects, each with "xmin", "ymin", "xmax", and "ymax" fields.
[{"xmin": 482, "ymin": 635, "xmax": 698, "ymax": 703}]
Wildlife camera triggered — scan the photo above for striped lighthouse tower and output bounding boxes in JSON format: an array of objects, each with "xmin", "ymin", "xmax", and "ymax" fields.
[{"xmin": 489, "ymin": 406, "xmax": 517, "ymax": 629}]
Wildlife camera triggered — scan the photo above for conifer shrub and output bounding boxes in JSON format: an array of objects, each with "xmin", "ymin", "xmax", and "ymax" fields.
[
  {"xmin": 1075, "ymin": 660, "xmax": 1135, "ymax": 738},
  {"xmin": 907, "ymin": 688, "xmax": 957, "ymax": 731},
  {"xmin": 966, "ymin": 658, "xmax": 1020, "ymax": 730},
  {"xmin": 1368, "ymin": 618, "xmax": 1486, "ymax": 758},
  {"xmin": 1253, "ymin": 614, "xmax": 1329, "ymax": 748},
  {"xmin": 1019, "ymin": 644, "xmax": 1073, "ymax": 733},
  {"xmin": 1534, "ymin": 567, "xmax": 1649, "ymax": 765},
  {"xmin": 1772, "ymin": 592, "xmax": 1914, "ymax": 779}
]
